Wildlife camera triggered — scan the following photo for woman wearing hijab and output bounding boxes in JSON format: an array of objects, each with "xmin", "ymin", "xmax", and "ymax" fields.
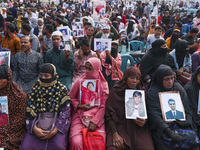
[
  {"xmin": 170, "ymin": 40, "xmax": 191, "ymax": 85},
  {"xmin": 69, "ymin": 57, "xmax": 109, "ymax": 150},
  {"xmin": 20, "ymin": 63, "xmax": 71, "ymax": 150},
  {"xmin": 100, "ymin": 41, "xmax": 123, "ymax": 90},
  {"xmin": 125, "ymin": 19, "xmax": 140, "ymax": 41},
  {"xmin": 105, "ymin": 66, "xmax": 154, "ymax": 150},
  {"xmin": 0, "ymin": 65, "xmax": 27, "ymax": 150},
  {"xmin": 166, "ymin": 29, "xmax": 181, "ymax": 51},
  {"xmin": 139, "ymin": 39, "xmax": 176, "ymax": 89},
  {"xmin": 147, "ymin": 64, "xmax": 199, "ymax": 150},
  {"xmin": 184, "ymin": 66, "xmax": 200, "ymax": 136}
]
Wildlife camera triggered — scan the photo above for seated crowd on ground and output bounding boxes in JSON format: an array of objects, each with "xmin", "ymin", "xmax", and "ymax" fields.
[{"xmin": 0, "ymin": 0, "xmax": 200, "ymax": 149}]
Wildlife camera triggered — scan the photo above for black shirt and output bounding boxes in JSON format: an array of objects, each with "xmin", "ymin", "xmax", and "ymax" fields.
[{"xmin": 181, "ymin": 34, "xmax": 197, "ymax": 54}]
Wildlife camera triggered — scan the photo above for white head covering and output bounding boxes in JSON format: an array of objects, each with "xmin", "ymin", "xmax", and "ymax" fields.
[{"xmin": 52, "ymin": 31, "xmax": 63, "ymax": 39}]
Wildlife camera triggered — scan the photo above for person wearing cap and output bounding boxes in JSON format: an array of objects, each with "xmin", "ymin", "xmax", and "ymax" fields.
[
  {"xmin": 21, "ymin": 24, "xmax": 40, "ymax": 52},
  {"xmin": 166, "ymin": 29, "xmax": 181, "ymax": 51},
  {"xmin": 44, "ymin": 13, "xmax": 55, "ymax": 28},
  {"xmin": 33, "ymin": 18, "xmax": 44, "ymax": 37},
  {"xmin": 140, "ymin": 39, "xmax": 176, "ymax": 88},
  {"xmin": 138, "ymin": 17, "xmax": 147, "ymax": 31},
  {"xmin": 94, "ymin": 20, "xmax": 118, "ymax": 41},
  {"xmin": 13, "ymin": 36, "xmax": 43, "ymax": 94},
  {"xmin": 45, "ymin": 31, "xmax": 74, "ymax": 90},
  {"xmin": 1, "ymin": 23, "xmax": 21, "ymax": 56},
  {"xmin": 118, "ymin": 29, "xmax": 129, "ymax": 54},
  {"xmin": 1, "ymin": 8, "xmax": 7, "ymax": 18},
  {"xmin": 20, "ymin": 63, "xmax": 71, "ymax": 150},
  {"xmin": 73, "ymin": 38, "xmax": 97, "ymax": 82},
  {"xmin": 115, "ymin": 16, "xmax": 125, "ymax": 31}
]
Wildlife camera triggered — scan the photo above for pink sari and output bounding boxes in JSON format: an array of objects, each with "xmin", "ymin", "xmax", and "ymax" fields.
[{"xmin": 69, "ymin": 58, "xmax": 109, "ymax": 150}]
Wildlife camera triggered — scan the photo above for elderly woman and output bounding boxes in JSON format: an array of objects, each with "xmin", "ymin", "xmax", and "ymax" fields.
[
  {"xmin": 147, "ymin": 64, "xmax": 199, "ymax": 150},
  {"xmin": 69, "ymin": 57, "xmax": 109, "ymax": 150},
  {"xmin": 185, "ymin": 66, "xmax": 200, "ymax": 136},
  {"xmin": 0, "ymin": 65, "xmax": 27, "ymax": 150},
  {"xmin": 105, "ymin": 67, "xmax": 154, "ymax": 150},
  {"xmin": 20, "ymin": 63, "xmax": 71, "ymax": 150},
  {"xmin": 100, "ymin": 41, "xmax": 123, "ymax": 90}
]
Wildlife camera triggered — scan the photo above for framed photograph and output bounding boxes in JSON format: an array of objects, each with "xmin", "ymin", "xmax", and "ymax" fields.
[
  {"xmin": 0, "ymin": 51, "xmax": 10, "ymax": 67},
  {"xmin": 159, "ymin": 91, "xmax": 186, "ymax": 122},
  {"xmin": 0, "ymin": 96, "xmax": 9, "ymax": 126},
  {"xmin": 57, "ymin": 26, "xmax": 70, "ymax": 41},
  {"xmin": 80, "ymin": 79, "xmax": 100, "ymax": 106},
  {"xmin": 72, "ymin": 22, "xmax": 84, "ymax": 38},
  {"xmin": 94, "ymin": 38, "xmax": 111, "ymax": 52},
  {"xmin": 125, "ymin": 90, "xmax": 147, "ymax": 119}
]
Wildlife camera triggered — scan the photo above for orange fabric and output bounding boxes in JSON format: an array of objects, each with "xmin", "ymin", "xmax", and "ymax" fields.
[{"xmin": 1, "ymin": 34, "xmax": 21, "ymax": 56}]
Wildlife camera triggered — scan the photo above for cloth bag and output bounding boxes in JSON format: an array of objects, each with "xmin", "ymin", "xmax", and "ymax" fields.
[
  {"xmin": 82, "ymin": 128, "xmax": 105, "ymax": 150},
  {"xmin": 34, "ymin": 112, "xmax": 57, "ymax": 135}
]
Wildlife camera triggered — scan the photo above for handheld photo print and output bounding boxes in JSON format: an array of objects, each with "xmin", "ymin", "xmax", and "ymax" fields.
[
  {"xmin": 125, "ymin": 90, "xmax": 147, "ymax": 119},
  {"xmin": 159, "ymin": 91, "xmax": 186, "ymax": 122},
  {"xmin": 80, "ymin": 79, "xmax": 100, "ymax": 106}
]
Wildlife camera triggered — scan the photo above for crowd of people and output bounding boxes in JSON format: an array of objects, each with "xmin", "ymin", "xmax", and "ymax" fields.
[{"xmin": 0, "ymin": 0, "xmax": 200, "ymax": 149}]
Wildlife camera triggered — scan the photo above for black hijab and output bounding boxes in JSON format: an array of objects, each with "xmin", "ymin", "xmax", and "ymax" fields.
[
  {"xmin": 175, "ymin": 40, "xmax": 189, "ymax": 69},
  {"xmin": 105, "ymin": 42, "xmax": 119, "ymax": 64},
  {"xmin": 140, "ymin": 39, "xmax": 176, "ymax": 79},
  {"xmin": 170, "ymin": 30, "xmax": 180, "ymax": 50}
]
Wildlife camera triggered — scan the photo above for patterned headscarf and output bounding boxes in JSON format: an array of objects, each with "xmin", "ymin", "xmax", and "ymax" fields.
[{"xmin": 26, "ymin": 63, "xmax": 71, "ymax": 120}]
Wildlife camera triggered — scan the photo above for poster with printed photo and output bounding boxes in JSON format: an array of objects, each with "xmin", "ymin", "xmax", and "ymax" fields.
[
  {"xmin": 159, "ymin": 91, "xmax": 186, "ymax": 122},
  {"xmin": 57, "ymin": 26, "xmax": 70, "ymax": 41},
  {"xmin": 0, "ymin": 96, "xmax": 9, "ymax": 126},
  {"xmin": 0, "ymin": 51, "xmax": 10, "ymax": 67},
  {"xmin": 92, "ymin": 0, "xmax": 106, "ymax": 21},
  {"xmin": 94, "ymin": 38, "xmax": 111, "ymax": 52},
  {"xmin": 72, "ymin": 22, "xmax": 84, "ymax": 37},
  {"xmin": 125, "ymin": 90, "xmax": 147, "ymax": 119},
  {"xmin": 80, "ymin": 79, "xmax": 100, "ymax": 106},
  {"xmin": 59, "ymin": 41, "xmax": 72, "ymax": 51}
]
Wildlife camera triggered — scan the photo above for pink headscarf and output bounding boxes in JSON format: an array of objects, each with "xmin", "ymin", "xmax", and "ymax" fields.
[{"xmin": 70, "ymin": 58, "xmax": 109, "ymax": 127}]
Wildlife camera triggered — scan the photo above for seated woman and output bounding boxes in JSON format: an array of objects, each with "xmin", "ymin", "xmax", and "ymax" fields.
[
  {"xmin": 170, "ymin": 40, "xmax": 191, "ymax": 85},
  {"xmin": 166, "ymin": 29, "xmax": 181, "ymax": 51},
  {"xmin": 20, "ymin": 63, "xmax": 71, "ymax": 150},
  {"xmin": 105, "ymin": 67, "xmax": 154, "ymax": 150},
  {"xmin": 184, "ymin": 66, "xmax": 200, "ymax": 136},
  {"xmin": 69, "ymin": 57, "xmax": 109, "ymax": 150},
  {"xmin": 147, "ymin": 64, "xmax": 199, "ymax": 150},
  {"xmin": 0, "ymin": 65, "xmax": 27, "ymax": 150},
  {"xmin": 140, "ymin": 39, "xmax": 176, "ymax": 89},
  {"xmin": 100, "ymin": 41, "xmax": 123, "ymax": 90}
]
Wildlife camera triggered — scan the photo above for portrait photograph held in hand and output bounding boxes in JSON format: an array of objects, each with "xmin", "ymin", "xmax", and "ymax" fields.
[
  {"xmin": 80, "ymin": 79, "xmax": 100, "ymax": 106},
  {"xmin": 0, "ymin": 52, "xmax": 10, "ymax": 67},
  {"xmin": 0, "ymin": 96, "xmax": 9, "ymax": 127},
  {"xmin": 94, "ymin": 38, "xmax": 111, "ymax": 52},
  {"xmin": 57, "ymin": 26, "xmax": 70, "ymax": 41},
  {"xmin": 125, "ymin": 90, "xmax": 147, "ymax": 119},
  {"xmin": 159, "ymin": 91, "xmax": 186, "ymax": 122},
  {"xmin": 197, "ymin": 90, "xmax": 200, "ymax": 114}
]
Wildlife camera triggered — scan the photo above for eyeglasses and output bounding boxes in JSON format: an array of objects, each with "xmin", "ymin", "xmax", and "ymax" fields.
[{"xmin": 163, "ymin": 77, "xmax": 175, "ymax": 82}]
